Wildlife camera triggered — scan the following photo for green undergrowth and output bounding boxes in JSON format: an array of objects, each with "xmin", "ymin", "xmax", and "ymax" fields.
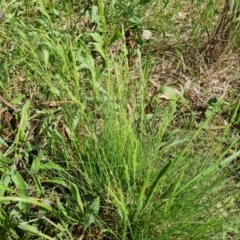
[{"xmin": 0, "ymin": 0, "xmax": 240, "ymax": 239}]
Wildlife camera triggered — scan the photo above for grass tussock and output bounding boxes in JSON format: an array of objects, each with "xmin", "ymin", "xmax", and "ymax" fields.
[{"xmin": 0, "ymin": 0, "xmax": 240, "ymax": 239}]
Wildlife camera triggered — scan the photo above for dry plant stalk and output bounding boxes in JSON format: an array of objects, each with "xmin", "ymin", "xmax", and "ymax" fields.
[{"xmin": 201, "ymin": 1, "xmax": 239, "ymax": 63}]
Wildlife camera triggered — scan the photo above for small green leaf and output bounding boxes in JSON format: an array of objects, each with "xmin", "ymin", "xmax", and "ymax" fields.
[
  {"xmin": 90, "ymin": 5, "xmax": 99, "ymax": 23},
  {"xmin": 11, "ymin": 172, "xmax": 29, "ymax": 214},
  {"xmin": 159, "ymin": 86, "xmax": 177, "ymax": 101},
  {"xmin": 83, "ymin": 196, "xmax": 100, "ymax": 231},
  {"xmin": 50, "ymin": 87, "xmax": 60, "ymax": 96},
  {"xmin": 207, "ymin": 97, "xmax": 218, "ymax": 106},
  {"xmin": 95, "ymin": 81, "xmax": 107, "ymax": 94},
  {"xmin": 151, "ymin": 85, "xmax": 178, "ymax": 109},
  {"xmin": 56, "ymin": 197, "xmax": 68, "ymax": 218},
  {"xmin": 0, "ymin": 137, "xmax": 8, "ymax": 147},
  {"xmin": 110, "ymin": 30, "xmax": 122, "ymax": 45},
  {"xmin": 30, "ymin": 155, "xmax": 41, "ymax": 173},
  {"xmin": 92, "ymin": 42, "xmax": 106, "ymax": 60},
  {"xmin": 0, "ymin": 169, "xmax": 14, "ymax": 197},
  {"xmin": 128, "ymin": 16, "xmax": 141, "ymax": 25},
  {"xmin": 89, "ymin": 33, "xmax": 104, "ymax": 45},
  {"xmin": 10, "ymin": 93, "xmax": 25, "ymax": 105},
  {"xmin": 145, "ymin": 114, "xmax": 153, "ymax": 120},
  {"xmin": 69, "ymin": 182, "xmax": 84, "ymax": 213},
  {"xmin": 151, "ymin": 85, "xmax": 177, "ymax": 101},
  {"xmin": 17, "ymin": 223, "xmax": 54, "ymax": 240},
  {"xmin": 15, "ymin": 99, "xmax": 30, "ymax": 145}
]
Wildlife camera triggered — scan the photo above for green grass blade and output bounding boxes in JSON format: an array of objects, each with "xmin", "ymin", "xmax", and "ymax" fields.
[
  {"xmin": 175, "ymin": 150, "xmax": 240, "ymax": 196},
  {"xmin": 141, "ymin": 160, "xmax": 173, "ymax": 213},
  {"xmin": 31, "ymin": 173, "xmax": 45, "ymax": 198}
]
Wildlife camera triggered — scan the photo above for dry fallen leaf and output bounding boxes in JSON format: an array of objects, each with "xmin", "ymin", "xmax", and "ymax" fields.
[{"xmin": 159, "ymin": 93, "xmax": 170, "ymax": 100}]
